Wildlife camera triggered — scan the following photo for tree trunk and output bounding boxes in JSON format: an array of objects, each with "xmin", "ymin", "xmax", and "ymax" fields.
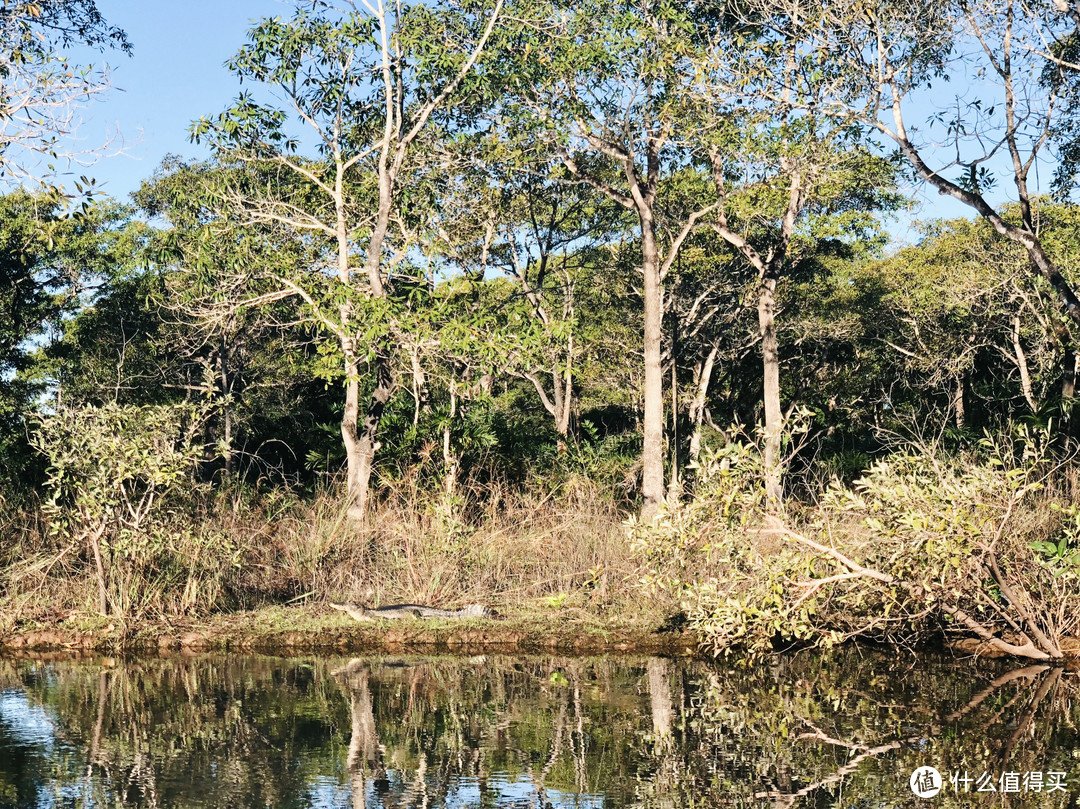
[
  {"xmin": 666, "ymin": 320, "xmax": 680, "ymax": 501},
  {"xmin": 1051, "ymin": 322, "xmax": 1074, "ymax": 422},
  {"xmin": 343, "ymin": 347, "xmax": 393, "ymax": 522},
  {"xmin": 640, "ymin": 216, "xmax": 665, "ymax": 519},
  {"xmin": 1012, "ymin": 314, "xmax": 1038, "ymax": 413},
  {"xmin": 443, "ymin": 378, "xmax": 458, "ymax": 496},
  {"xmin": 525, "ymin": 366, "xmax": 572, "ymax": 437},
  {"xmin": 218, "ymin": 335, "xmax": 234, "ymax": 478},
  {"xmin": 687, "ymin": 342, "xmax": 719, "ymax": 473},
  {"xmin": 555, "ymin": 329, "xmax": 574, "ymax": 436},
  {"xmin": 551, "ymin": 364, "xmax": 567, "ymax": 437},
  {"xmin": 88, "ymin": 523, "xmax": 109, "ymax": 616},
  {"xmin": 342, "ymin": 349, "xmax": 364, "ymax": 518},
  {"xmin": 953, "ymin": 375, "xmax": 965, "ymax": 431},
  {"xmin": 1064, "ymin": 346, "xmax": 1077, "ymax": 401},
  {"xmin": 759, "ymin": 274, "xmax": 783, "ymax": 506}
]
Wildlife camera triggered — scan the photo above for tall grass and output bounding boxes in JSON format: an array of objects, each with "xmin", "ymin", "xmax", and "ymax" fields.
[{"xmin": 0, "ymin": 469, "xmax": 633, "ymax": 626}]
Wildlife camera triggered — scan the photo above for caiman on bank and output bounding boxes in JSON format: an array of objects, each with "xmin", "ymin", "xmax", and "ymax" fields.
[{"xmin": 329, "ymin": 602, "xmax": 498, "ymax": 622}]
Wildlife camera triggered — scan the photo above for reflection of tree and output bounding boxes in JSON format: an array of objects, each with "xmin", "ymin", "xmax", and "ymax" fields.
[
  {"xmin": 1, "ymin": 652, "xmax": 1079, "ymax": 808},
  {"xmin": 644, "ymin": 658, "xmax": 676, "ymax": 809},
  {"xmin": 333, "ymin": 656, "xmax": 614, "ymax": 808},
  {"xmin": 336, "ymin": 660, "xmax": 382, "ymax": 809},
  {"xmin": 682, "ymin": 658, "xmax": 1075, "ymax": 809},
  {"xmin": 752, "ymin": 665, "xmax": 1063, "ymax": 808},
  {"xmin": 647, "ymin": 658, "xmax": 673, "ymax": 741},
  {"xmin": 0, "ymin": 655, "xmax": 349, "ymax": 809}
]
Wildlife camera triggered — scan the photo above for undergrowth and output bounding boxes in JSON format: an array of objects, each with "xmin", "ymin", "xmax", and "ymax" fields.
[
  {"xmin": 631, "ymin": 424, "xmax": 1080, "ymax": 660},
  {"xmin": 0, "ymin": 469, "xmax": 634, "ymax": 628},
  {"xmin": 7, "ymin": 405, "xmax": 1080, "ymax": 665}
]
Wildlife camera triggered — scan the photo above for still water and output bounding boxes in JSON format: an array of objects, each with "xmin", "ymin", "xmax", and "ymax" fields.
[{"xmin": 0, "ymin": 650, "xmax": 1077, "ymax": 808}]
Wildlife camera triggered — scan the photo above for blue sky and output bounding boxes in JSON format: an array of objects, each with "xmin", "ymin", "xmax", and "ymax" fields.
[
  {"xmin": 71, "ymin": 1, "xmax": 288, "ymax": 200},
  {"xmin": 61, "ymin": 2, "xmax": 1027, "ymax": 245}
]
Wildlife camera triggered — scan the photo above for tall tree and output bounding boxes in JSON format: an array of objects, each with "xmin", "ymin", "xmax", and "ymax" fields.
[
  {"xmin": 654, "ymin": 4, "xmax": 901, "ymax": 504},
  {"xmin": 706, "ymin": 139, "xmax": 897, "ymax": 502},
  {"xmin": 0, "ymin": 191, "xmax": 129, "ymax": 488},
  {"xmin": 192, "ymin": 0, "xmax": 504, "ymax": 520},
  {"xmin": 491, "ymin": 0, "xmax": 720, "ymax": 518},
  {"xmin": 430, "ymin": 154, "xmax": 628, "ymax": 438},
  {"xmin": 129, "ymin": 157, "xmax": 327, "ymax": 480},
  {"xmin": 753, "ymin": 0, "xmax": 1080, "ymax": 400}
]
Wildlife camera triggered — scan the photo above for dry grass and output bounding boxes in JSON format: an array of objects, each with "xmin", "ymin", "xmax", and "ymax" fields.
[
  {"xmin": 0, "ymin": 471, "xmax": 641, "ymax": 626},
  {"xmin": 9, "ymin": 437, "xmax": 1080, "ymax": 649},
  {"xmin": 262, "ymin": 471, "xmax": 636, "ymax": 611}
]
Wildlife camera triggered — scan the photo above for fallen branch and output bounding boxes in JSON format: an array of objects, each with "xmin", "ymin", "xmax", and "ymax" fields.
[
  {"xmin": 984, "ymin": 552, "xmax": 1062, "ymax": 658},
  {"xmin": 755, "ymin": 519, "xmax": 1059, "ymax": 661}
]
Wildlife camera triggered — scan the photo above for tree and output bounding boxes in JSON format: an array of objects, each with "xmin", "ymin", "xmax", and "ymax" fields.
[
  {"xmin": 754, "ymin": 0, "xmax": 1080, "ymax": 397},
  {"xmin": 128, "ymin": 157, "xmax": 335, "ymax": 481},
  {"xmin": 490, "ymin": 0, "xmax": 722, "ymax": 518},
  {"xmin": 34, "ymin": 402, "xmax": 207, "ymax": 616},
  {"xmin": 0, "ymin": 191, "xmax": 128, "ymax": 489},
  {"xmin": 700, "ymin": 113, "xmax": 898, "ymax": 503},
  {"xmin": 430, "ymin": 152, "xmax": 629, "ymax": 438},
  {"xmin": 836, "ymin": 206, "xmax": 1080, "ymax": 434},
  {"xmin": 192, "ymin": 0, "xmax": 504, "ymax": 520},
  {"xmin": 0, "ymin": 0, "xmax": 130, "ymax": 188},
  {"xmin": 484, "ymin": 0, "xmax": 902, "ymax": 510}
]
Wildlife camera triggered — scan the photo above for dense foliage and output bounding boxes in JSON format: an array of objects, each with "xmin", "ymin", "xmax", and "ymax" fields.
[{"xmin": 3, "ymin": 0, "xmax": 1080, "ymax": 660}]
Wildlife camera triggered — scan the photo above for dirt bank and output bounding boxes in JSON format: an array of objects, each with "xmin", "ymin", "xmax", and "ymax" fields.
[
  {"xmin": 0, "ymin": 603, "xmax": 698, "ymax": 656},
  {"xmin": 11, "ymin": 603, "xmax": 1079, "ymax": 662}
]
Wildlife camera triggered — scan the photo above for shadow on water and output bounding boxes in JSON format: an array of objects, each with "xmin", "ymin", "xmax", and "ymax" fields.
[{"xmin": 0, "ymin": 650, "xmax": 1077, "ymax": 808}]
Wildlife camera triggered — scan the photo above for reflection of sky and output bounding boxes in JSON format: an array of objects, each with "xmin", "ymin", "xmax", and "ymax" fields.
[
  {"xmin": 473, "ymin": 777, "xmax": 606, "ymax": 809},
  {"xmin": 3, "ymin": 669, "xmax": 617, "ymax": 809},
  {"xmin": 0, "ymin": 689, "xmax": 56, "ymax": 754},
  {"xmin": 0, "ymin": 687, "xmax": 77, "ymax": 809},
  {"xmin": 305, "ymin": 775, "xmax": 352, "ymax": 809},
  {"xmin": 305, "ymin": 771, "xmax": 607, "ymax": 809},
  {"xmin": 434, "ymin": 775, "xmax": 606, "ymax": 809}
]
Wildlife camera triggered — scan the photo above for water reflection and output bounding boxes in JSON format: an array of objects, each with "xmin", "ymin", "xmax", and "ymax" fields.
[{"xmin": 0, "ymin": 651, "xmax": 1077, "ymax": 808}]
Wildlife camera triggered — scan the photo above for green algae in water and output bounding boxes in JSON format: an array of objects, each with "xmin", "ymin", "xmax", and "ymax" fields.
[{"xmin": 0, "ymin": 651, "xmax": 1076, "ymax": 808}]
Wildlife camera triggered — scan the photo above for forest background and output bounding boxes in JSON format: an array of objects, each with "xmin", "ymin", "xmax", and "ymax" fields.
[{"xmin": 4, "ymin": 0, "xmax": 1080, "ymax": 661}]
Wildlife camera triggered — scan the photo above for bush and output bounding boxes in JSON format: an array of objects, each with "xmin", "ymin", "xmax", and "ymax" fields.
[
  {"xmin": 634, "ymin": 425, "xmax": 1080, "ymax": 660},
  {"xmin": 32, "ymin": 403, "xmax": 222, "ymax": 618}
]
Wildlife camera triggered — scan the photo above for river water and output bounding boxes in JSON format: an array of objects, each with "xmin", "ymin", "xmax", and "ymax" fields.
[{"xmin": 0, "ymin": 650, "xmax": 1076, "ymax": 808}]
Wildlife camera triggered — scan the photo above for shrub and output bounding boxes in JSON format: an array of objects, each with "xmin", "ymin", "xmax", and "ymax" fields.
[
  {"xmin": 635, "ymin": 424, "xmax": 1080, "ymax": 660},
  {"xmin": 33, "ymin": 403, "xmax": 214, "ymax": 618}
]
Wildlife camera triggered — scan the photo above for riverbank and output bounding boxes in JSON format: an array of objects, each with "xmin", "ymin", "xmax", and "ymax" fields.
[
  {"xmin": 10, "ymin": 604, "xmax": 1080, "ymax": 662},
  {"xmin": 0, "ymin": 602, "xmax": 698, "ymax": 656},
  {"xmin": 4, "ymin": 606, "xmax": 1078, "ymax": 666},
  {"xmin": 8, "ymin": 443, "xmax": 1080, "ymax": 663}
]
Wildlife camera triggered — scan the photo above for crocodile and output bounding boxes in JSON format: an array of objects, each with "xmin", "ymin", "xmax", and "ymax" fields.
[{"xmin": 329, "ymin": 602, "xmax": 498, "ymax": 622}]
